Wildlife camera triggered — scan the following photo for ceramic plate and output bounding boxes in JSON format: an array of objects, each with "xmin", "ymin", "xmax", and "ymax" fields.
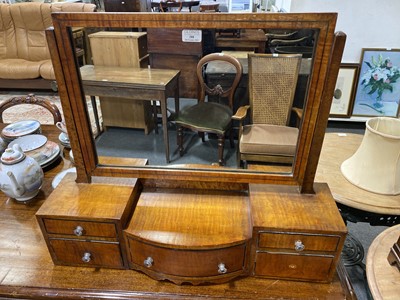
[
  {"xmin": 9, "ymin": 134, "xmax": 48, "ymax": 152},
  {"xmin": 27, "ymin": 140, "xmax": 60, "ymax": 167},
  {"xmin": 1, "ymin": 120, "xmax": 41, "ymax": 138},
  {"xmin": 69, "ymin": 149, "xmax": 74, "ymax": 164},
  {"xmin": 51, "ymin": 167, "xmax": 76, "ymax": 189}
]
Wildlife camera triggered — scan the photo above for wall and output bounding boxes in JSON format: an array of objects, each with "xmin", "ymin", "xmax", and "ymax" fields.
[{"xmin": 290, "ymin": 0, "xmax": 400, "ymax": 62}]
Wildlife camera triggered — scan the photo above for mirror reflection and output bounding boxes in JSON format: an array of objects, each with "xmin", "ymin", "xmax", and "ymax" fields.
[{"xmin": 74, "ymin": 26, "xmax": 315, "ymax": 173}]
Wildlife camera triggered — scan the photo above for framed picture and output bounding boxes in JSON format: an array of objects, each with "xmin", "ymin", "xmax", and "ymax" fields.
[
  {"xmin": 352, "ymin": 48, "xmax": 400, "ymax": 117},
  {"xmin": 228, "ymin": 0, "xmax": 253, "ymax": 12},
  {"xmin": 330, "ymin": 63, "xmax": 359, "ymax": 118}
]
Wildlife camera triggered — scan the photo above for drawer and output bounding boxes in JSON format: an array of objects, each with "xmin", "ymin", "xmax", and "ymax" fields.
[
  {"xmin": 255, "ymin": 251, "xmax": 334, "ymax": 281},
  {"xmin": 43, "ymin": 219, "xmax": 117, "ymax": 238},
  {"xmin": 258, "ymin": 232, "xmax": 339, "ymax": 252},
  {"xmin": 49, "ymin": 239, "xmax": 124, "ymax": 268},
  {"xmin": 127, "ymin": 238, "xmax": 246, "ymax": 277}
]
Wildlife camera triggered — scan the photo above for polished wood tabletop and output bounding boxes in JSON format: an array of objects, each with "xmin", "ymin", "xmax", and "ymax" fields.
[
  {"xmin": 315, "ymin": 132, "xmax": 400, "ymax": 215},
  {"xmin": 0, "ymin": 124, "xmax": 354, "ymax": 299},
  {"xmin": 366, "ymin": 224, "xmax": 400, "ymax": 300}
]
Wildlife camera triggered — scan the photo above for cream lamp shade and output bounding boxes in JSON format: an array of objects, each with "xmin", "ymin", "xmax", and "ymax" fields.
[{"xmin": 341, "ymin": 117, "xmax": 400, "ymax": 195}]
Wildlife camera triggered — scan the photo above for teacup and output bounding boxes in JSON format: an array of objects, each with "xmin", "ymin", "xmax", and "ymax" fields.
[{"xmin": 56, "ymin": 121, "xmax": 68, "ymax": 135}]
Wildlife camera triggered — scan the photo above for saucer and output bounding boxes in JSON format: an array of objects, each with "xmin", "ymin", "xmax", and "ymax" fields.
[
  {"xmin": 1, "ymin": 120, "xmax": 41, "ymax": 141},
  {"xmin": 27, "ymin": 140, "xmax": 61, "ymax": 167},
  {"xmin": 51, "ymin": 167, "xmax": 76, "ymax": 189},
  {"xmin": 9, "ymin": 134, "xmax": 48, "ymax": 152}
]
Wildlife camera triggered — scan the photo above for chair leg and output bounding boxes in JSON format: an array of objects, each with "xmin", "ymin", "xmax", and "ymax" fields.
[
  {"xmin": 229, "ymin": 128, "xmax": 234, "ymax": 148},
  {"xmin": 218, "ymin": 135, "xmax": 225, "ymax": 166},
  {"xmin": 177, "ymin": 126, "xmax": 184, "ymax": 156}
]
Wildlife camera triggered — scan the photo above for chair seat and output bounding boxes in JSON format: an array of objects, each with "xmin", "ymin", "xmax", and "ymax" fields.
[
  {"xmin": 240, "ymin": 124, "xmax": 299, "ymax": 156},
  {"xmin": 175, "ymin": 102, "xmax": 232, "ymax": 134}
]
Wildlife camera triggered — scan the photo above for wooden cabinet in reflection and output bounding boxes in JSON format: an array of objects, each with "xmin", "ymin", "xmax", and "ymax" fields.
[
  {"xmin": 89, "ymin": 31, "xmax": 154, "ymax": 133},
  {"xmin": 147, "ymin": 28, "xmax": 203, "ymax": 99},
  {"xmin": 103, "ymin": 0, "xmax": 152, "ymax": 12}
]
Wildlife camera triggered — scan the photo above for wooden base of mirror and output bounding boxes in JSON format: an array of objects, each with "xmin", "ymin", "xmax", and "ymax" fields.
[{"xmin": 36, "ymin": 175, "xmax": 346, "ymax": 285}]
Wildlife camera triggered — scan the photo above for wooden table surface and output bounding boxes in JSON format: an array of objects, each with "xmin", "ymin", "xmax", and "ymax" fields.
[
  {"xmin": 0, "ymin": 125, "xmax": 354, "ymax": 299},
  {"xmin": 366, "ymin": 224, "xmax": 400, "ymax": 300},
  {"xmin": 315, "ymin": 132, "xmax": 400, "ymax": 215}
]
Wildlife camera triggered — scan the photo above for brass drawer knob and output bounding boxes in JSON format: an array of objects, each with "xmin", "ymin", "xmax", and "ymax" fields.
[
  {"xmin": 82, "ymin": 252, "xmax": 91, "ymax": 263},
  {"xmin": 144, "ymin": 257, "xmax": 154, "ymax": 268},
  {"xmin": 218, "ymin": 263, "xmax": 227, "ymax": 274},
  {"xmin": 73, "ymin": 225, "xmax": 84, "ymax": 236},
  {"xmin": 294, "ymin": 240, "xmax": 305, "ymax": 251}
]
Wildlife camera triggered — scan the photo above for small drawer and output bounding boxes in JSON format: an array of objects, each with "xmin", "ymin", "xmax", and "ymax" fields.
[
  {"xmin": 258, "ymin": 232, "xmax": 339, "ymax": 252},
  {"xmin": 255, "ymin": 251, "xmax": 334, "ymax": 281},
  {"xmin": 49, "ymin": 239, "xmax": 124, "ymax": 268},
  {"xmin": 43, "ymin": 219, "xmax": 117, "ymax": 238},
  {"xmin": 127, "ymin": 238, "xmax": 246, "ymax": 277}
]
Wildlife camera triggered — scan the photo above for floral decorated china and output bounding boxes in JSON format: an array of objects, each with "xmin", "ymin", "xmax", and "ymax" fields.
[
  {"xmin": 1, "ymin": 120, "xmax": 41, "ymax": 142},
  {"xmin": 0, "ymin": 144, "xmax": 44, "ymax": 202},
  {"xmin": 9, "ymin": 134, "xmax": 48, "ymax": 152},
  {"xmin": 26, "ymin": 140, "xmax": 60, "ymax": 167},
  {"xmin": 0, "ymin": 137, "xmax": 7, "ymax": 155}
]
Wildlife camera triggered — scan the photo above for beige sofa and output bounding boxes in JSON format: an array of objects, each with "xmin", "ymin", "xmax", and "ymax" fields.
[{"xmin": 0, "ymin": 2, "xmax": 96, "ymax": 91}]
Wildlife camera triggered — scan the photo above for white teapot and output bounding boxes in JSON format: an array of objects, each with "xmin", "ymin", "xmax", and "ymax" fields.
[{"xmin": 0, "ymin": 144, "xmax": 44, "ymax": 202}]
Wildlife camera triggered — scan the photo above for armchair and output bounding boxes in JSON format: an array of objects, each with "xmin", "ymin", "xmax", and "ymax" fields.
[
  {"xmin": 174, "ymin": 53, "xmax": 243, "ymax": 166},
  {"xmin": 234, "ymin": 53, "xmax": 302, "ymax": 167}
]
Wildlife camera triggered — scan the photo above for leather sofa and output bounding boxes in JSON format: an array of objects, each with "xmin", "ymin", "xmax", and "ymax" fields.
[{"xmin": 0, "ymin": 2, "xmax": 96, "ymax": 91}]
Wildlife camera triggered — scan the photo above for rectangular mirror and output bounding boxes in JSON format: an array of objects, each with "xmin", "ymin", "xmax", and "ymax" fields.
[{"xmin": 48, "ymin": 12, "xmax": 340, "ymax": 189}]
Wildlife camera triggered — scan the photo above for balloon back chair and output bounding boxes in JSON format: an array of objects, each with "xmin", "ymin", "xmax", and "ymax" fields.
[
  {"xmin": 174, "ymin": 53, "xmax": 243, "ymax": 166},
  {"xmin": 0, "ymin": 93, "xmax": 62, "ymax": 124},
  {"xmin": 234, "ymin": 53, "xmax": 302, "ymax": 167}
]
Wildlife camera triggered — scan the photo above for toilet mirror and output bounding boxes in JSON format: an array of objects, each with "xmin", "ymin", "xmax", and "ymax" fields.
[{"xmin": 48, "ymin": 12, "xmax": 340, "ymax": 189}]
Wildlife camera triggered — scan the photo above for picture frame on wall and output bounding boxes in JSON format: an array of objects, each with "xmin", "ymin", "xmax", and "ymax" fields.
[
  {"xmin": 330, "ymin": 63, "xmax": 359, "ymax": 118},
  {"xmin": 352, "ymin": 48, "xmax": 400, "ymax": 117}
]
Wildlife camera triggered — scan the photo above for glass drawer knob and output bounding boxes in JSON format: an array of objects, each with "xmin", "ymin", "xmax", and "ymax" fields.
[
  {"xmin": 294, "ymin": 240, "xmax": 305, "ymax": 251},
  {"xmin": 73, "ymin": 225, "xmax": 84, "ymax": 236},
  {"xmin": 144, "ymin": 257, "xmax": 153, "ymax": 268},
  {"xmin": 82, "ymin": 252, "xmax": 91, "ymax": 263},
  {"xmin": 218, "ymin": 263, "xmax": 227, "ymax": 274}
]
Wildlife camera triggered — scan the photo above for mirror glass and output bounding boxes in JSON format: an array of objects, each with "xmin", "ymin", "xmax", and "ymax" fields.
[{"xmin": 72, "ymin": 25, "xmax": 316, "ymax": 174}]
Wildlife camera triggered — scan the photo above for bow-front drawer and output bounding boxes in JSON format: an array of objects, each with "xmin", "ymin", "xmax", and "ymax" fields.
[
  {"xmin": 43, "ymin": 218, "xmax": 117, "ymax": 239},
  {"xmin": 258, "ymin": 232, "xmax": 340, "ymax": 252},
  {"xmin": 127, "ymin": 238, "xmax": 247, "ymax": 277},
  {"xmin": 49, "ymin": 239, "xmax": 124, "ymax": 268}
]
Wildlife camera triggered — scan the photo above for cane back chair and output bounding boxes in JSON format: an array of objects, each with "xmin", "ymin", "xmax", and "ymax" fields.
[{"xmin": 234, "ymin": 53, "xmax": 302, "ymax": 167}]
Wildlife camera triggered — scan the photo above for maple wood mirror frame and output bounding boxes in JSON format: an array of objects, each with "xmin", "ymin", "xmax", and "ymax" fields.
[{"xmin": 48, "ymin": 12, "xmax": 344, "ymax": 193}]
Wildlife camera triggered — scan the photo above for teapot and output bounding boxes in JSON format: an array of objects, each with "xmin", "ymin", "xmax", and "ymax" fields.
[{"xmin": 0, "ymin": 144, "xmax": 44, "ymax": 202}]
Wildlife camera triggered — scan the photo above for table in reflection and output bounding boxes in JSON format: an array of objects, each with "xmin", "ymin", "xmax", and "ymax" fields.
[{"xmin": 80, "ymin": 65, "xmax": 180, "ymax": 164}]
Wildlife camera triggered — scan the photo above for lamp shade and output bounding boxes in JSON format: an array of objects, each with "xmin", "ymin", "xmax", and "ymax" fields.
[{"xmin": 341, "ymin": 117, "xmax": 400, "ymax": 195}]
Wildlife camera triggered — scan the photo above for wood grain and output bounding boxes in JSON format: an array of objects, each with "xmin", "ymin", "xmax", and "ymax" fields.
[
  {"xmin": 315, "ymin": 133, "xmax": 400, "ymax": 215},
  {"xmin": 366, "ymin": 224, "xmax": 400, "ymax": 300}
]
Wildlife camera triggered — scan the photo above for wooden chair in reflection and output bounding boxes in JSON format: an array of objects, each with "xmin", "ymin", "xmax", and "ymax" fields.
[
  {"xmin": 234, "ymin": 53, "xmax": 302, "ymax": 168},
  {"xmin": 174, "ymin": 53, "xmax": 243, "ymax": 166},
  {"xmin": 0, "ymin": 93, "xmax": 62, "ymax": 124},
  {"xmin": 159, "ymin": 0, "xmax": 183, "ymax": 12}
]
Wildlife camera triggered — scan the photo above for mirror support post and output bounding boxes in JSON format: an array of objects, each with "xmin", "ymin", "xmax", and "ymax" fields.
[{"xmin": 300, "ymin": 32, "xmax": 347, "ymax": 194}]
